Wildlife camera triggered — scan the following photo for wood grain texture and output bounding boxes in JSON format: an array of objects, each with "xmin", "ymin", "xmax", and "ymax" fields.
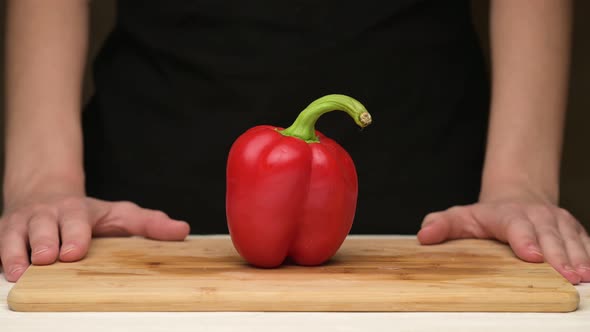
[{"xmin": 7, "ymin": 235, "xmax": 579, "ymax": 312}]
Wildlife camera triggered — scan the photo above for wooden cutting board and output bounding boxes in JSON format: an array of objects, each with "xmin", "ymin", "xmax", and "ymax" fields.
[{"xmin": 7, "ymin": 235, "xmax": 579, "ymax": 312}]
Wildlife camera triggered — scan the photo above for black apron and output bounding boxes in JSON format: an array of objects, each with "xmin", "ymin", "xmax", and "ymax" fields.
[{"xmin": 82, "ymin": 0, "xmax": 490, "ymax": 234}]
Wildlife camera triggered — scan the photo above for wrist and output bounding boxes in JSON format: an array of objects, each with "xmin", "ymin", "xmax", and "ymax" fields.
[
  {"xmin": 3, "ymin": 170, "xmax": 86, "ymax": 209},
  {"xmin": 479, "ymin": 173, "xmax": 559, "ymax": 205}
]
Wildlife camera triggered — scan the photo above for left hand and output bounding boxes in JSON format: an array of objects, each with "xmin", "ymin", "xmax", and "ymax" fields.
[{"xmin": 417, "ymin": 193, "xmax": 590, "ymax": 284}]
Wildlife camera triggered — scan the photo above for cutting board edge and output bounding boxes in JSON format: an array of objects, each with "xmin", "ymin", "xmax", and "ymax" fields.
[
  {"xmin": 7, "ymin": 302, "xmax": 580, "ymax": 313},
  {"xmin": 7, "ymin": 284, "xmax": 580, "ymax": 313}
]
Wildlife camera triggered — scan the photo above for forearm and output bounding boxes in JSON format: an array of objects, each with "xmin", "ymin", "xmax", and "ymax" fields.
[
  {"xmin": 3, "ymin": 0, "xmax": 89, "ymax": 206},
  {"xmin": 480, "ymin": 0, "xmax": 572, "ymax": 203}
]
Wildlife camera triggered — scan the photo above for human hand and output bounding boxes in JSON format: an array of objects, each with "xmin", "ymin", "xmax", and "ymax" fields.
[
  {"xmin": 0, "ymin": 193, "xmax": 190, "ymax": 282},
  {"xmin": 417, "ymin": 192, "xmax": 590, "ymax": 284}
]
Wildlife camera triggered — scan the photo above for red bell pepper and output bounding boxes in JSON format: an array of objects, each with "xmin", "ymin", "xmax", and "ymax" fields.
[{"xmin": 225, "ymin": 94, "xmax": 372, "ymax": 268}]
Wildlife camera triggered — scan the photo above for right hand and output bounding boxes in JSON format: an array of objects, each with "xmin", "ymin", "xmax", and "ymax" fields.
[{"xmin": 0, "ymin": 193, "xmax": 190, "ymax": 282}]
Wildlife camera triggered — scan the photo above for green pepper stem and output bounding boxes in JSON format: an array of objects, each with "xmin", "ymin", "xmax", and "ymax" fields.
[{"xmin": 278, "ymin": 94, "xmax": 372, "ymax": 143}]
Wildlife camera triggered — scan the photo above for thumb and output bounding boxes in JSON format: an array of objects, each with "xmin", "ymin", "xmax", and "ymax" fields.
[
  {"xmin": 416, "ymin": 214, "xmax": 452, "ymax": 245},
  {"xmin": 91, "ymin": 200, "xmax": 191, "ymax": 240},
  {"xmin": 417, "ymin": 206, "xmax": 483, "ymax": 245},
  {"xmin": 133, "ymin": 208, "xmax": 191, "ymax": 241}
]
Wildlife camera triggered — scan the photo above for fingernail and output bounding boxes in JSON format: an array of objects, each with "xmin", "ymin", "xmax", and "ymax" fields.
[
  {"xmin": 61, "ymin": 244, "xmax": 76, "ymax": 255},
  {"xmin": 420, "ymin": 225, "xmax": 434, "ymax": 232},
  {"xmin": 577, "ymin": 265, "xmax": 590, "ymax": 272},
  {"xmin": 33, "ymin": 246, "xmax": 49, "ymax": 255},
  {"xmin": 564, "ymin": 264, "xmax": 578, "ymax": 273},
  {"xmin": 528, "ymin": 245, "xmax": 543, "ymax": 257},
  {"xmin": 9, "ymin": 265, "xmax": 24, "ymax": 276}
]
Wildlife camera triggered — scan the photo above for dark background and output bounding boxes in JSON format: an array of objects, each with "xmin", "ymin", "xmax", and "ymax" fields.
[{"xmin": 0, "ymin": 1, "xmax": 588, "ymax": 228}]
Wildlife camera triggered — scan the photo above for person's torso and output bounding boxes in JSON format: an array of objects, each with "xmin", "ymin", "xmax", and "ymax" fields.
[{"xmin": 83, "ymin": 0, "xmax": 490, "ymax": 234}]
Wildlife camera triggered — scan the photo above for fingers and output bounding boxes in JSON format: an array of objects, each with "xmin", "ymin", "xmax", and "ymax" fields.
[
  {"xmin": 1, "ymin": 196, "xmax": 189, "ymax": 284},
  {"xmin": 58, "ymin": 199, "xmax": 92, "ymax": 262},
  {"xmin": 28, "ymin": 210, "xmax": 60, "ymax": 265},
  {"xmin": 419, "ymin": 202, "xmax": 589, "ymax": 284},
  {"xmin": 502, "ymin": 214, "xmax": 544, "ymax": 263},
  {"xmin": 532, "ymin": 214, "xmax": 582, "ymax": 284},
  {"xmin": 556, "ymin": 211, "xmax": 590, "ymax": 282},
  {"xmin": 93, "ymin": 201, "xmax": 190, "ymax": 241},
  {"xmin": 0, "ymin": 214, "xmax": 30, "ymax": 282},
  {"xmin": 417, "ymin": 206, "xmax": 484, "ymax": 245}
]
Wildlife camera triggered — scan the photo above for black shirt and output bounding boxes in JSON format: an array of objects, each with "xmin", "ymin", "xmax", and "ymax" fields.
[{"xmin": 82, "ymin": 0, "xmax": 490, "ymax": 234}]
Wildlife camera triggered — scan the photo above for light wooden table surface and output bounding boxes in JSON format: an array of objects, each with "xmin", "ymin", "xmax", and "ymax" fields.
[{"xmin": 1, "ymin": 235, "xmax": 589, "ymax": 332}]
